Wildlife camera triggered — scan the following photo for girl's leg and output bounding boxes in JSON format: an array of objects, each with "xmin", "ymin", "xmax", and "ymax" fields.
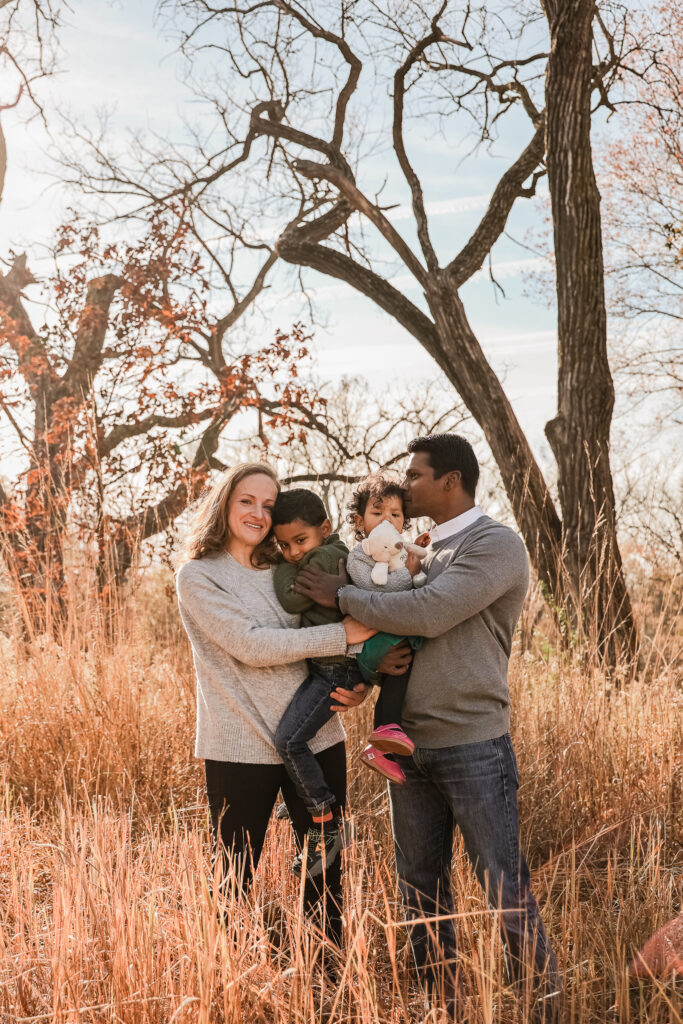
[
  {"xmin": 280, "ymin": 741, "xmax": 347, "ymax": 947},
  {"xmin": 204, "ymin": 759, "xmax": 282, "ymax": 891},
  {"xmin": 373, "ymin": 666, "xmax": 411, "ymax": 729}
]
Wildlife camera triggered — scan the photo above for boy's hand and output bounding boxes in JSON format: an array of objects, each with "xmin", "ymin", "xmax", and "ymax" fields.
[
  {"xmin": 294, "ymin": 559, "xmax": 349, "ymax": 607},
  {"xmin": 330, "ymin": 682, "xmax": 369, "ymax": 712}
]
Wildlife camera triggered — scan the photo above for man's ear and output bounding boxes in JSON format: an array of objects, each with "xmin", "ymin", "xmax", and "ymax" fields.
[
  {"xmin": 321, "ymin": 518, "xmax": 332, "ymax": 539},
  {"xmin": 444, "ymin": 469, "xmax": 462, "ymax": 491}
]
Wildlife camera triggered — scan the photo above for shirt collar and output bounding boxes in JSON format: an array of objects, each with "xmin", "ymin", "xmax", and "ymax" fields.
[{"xmin": 429, "ymin": 505, "xmax": 484, "ymax": 545}]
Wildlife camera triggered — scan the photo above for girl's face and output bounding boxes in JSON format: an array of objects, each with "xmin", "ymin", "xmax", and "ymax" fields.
[
  {"xmin": 227, "ymin": 473, "xmax": 279, "ymax": 553},
  {"xmin": 356, "ymin": 495, "xmax": 405, "ymax": 538}
]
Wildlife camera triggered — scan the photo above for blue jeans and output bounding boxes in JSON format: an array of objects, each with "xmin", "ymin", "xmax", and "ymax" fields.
[
  {"xmin": 390, "ymin": 735, "xmax": 559, "ymax": 1002},
  {"xmin": 275, "ymin": 659, "xmax": 363, "ymax": 816}
]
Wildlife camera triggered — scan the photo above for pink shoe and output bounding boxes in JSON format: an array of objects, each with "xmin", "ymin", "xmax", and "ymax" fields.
[
  {"xmin": 360, "ymin": 744, "xmax": 406, "ymax": 784},
  {"xmin": 368, "ymin": 723, "xmax": 415, "ymax": 755}
]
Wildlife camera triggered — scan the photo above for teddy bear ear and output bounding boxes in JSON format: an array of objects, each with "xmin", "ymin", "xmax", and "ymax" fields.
[{"xmin": 361, "ymin": 538, "xmax": 371, "ymax": 555}]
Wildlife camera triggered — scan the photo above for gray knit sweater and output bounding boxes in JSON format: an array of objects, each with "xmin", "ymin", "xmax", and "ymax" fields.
[
  {"xmin": 339, "ymin": 516, "xmax": 529, "ymax": 748},
  {"xmin": 176, "ymin": 551, "xmax": 347, "ymax": 763}
]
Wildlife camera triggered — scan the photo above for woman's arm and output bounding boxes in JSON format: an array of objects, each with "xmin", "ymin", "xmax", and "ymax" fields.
[{"xmin": 177, "ymin": 567, "xmax": 371, "ymax": 667}]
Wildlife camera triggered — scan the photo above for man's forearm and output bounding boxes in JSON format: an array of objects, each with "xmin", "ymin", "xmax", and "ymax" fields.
[{"xmin": 339, "ymin": 585, "xmax": 425, "ymax": 635}]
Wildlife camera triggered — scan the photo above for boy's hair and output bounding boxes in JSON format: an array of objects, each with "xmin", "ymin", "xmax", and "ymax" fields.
[
  {"xmin": 271, "ymin": 488, "xmax": 328, "ymax": 528},
  {"xmin": 346, "ymin": 471, "xmax": 409, "ymax": 540},
  {"xmin": 407, "ymin": 433, "xmax": 479, "ymax": 497}
]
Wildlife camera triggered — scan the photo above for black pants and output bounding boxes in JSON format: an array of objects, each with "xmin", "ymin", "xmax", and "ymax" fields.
[
  {"xmin": 373, "ymin": 665, "xmax": 412, "ymax": 730},
  {"xmin": 204, "ymin": 741, "xmax": 346, "ymax": 944}
]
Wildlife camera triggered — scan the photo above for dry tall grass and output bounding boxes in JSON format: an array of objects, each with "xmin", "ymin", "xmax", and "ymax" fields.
[{"xmin": 0, "ymin": 568, "xmax": 680, "ymax": 1023}]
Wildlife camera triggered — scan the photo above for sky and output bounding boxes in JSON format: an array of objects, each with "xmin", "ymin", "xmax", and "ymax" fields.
[{"xmin": 0, "ymin": 0, "xmax": 668, "ymax": 479}]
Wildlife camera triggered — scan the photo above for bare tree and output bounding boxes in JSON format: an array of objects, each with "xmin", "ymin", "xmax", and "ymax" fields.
[
  {"xmin": 0, "ymin": 0, "xmax": 63, "ymax": 207},
  {"xmin": 92, "ymin": 0, "xmax": 646, "ymax": 665},
  {"xmin": 0, "ymin": 209, "xmax": 319, "ymax": 627},
  {"xmin": 541, "ymin": 0, "xmax": 638, "ymax": 663}
]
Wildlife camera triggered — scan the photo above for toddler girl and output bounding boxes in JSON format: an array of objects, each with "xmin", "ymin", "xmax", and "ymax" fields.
[{"xmin": 345, "ymin": 472, "xmax": 427, "ymax": 784}]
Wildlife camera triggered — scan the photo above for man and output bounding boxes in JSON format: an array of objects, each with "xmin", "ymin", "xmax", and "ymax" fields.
[{"xmin": 296, "ymin": 434, "xmax": 560, "ymax": 1021}]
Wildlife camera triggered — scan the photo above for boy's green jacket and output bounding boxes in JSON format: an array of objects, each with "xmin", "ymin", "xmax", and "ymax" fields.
[{"xmin": 273, "ymin": 533, "xmax": 348, "ymax": 627}]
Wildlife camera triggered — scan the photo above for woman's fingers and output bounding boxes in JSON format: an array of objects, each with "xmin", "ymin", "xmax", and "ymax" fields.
[
  {"xmin": 377, "ymin": 641, "xmax": 413, "ymax": 675},
  {"xmin": 343, "ymin": 616, "xmax": 377, "ymax": 645},
  {"xmin": 330, "ymin": 682, "xmax": 370, "ymax": 712}
]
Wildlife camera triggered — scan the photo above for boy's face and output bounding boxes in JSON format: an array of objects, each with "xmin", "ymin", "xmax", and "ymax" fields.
[
  {"xmin": 355, "ymin": 495, "xmax": 405, "ymax": 538},
  {"xmin": 274, "ymin": 518, "xmax": 332, "ymax": 563}
]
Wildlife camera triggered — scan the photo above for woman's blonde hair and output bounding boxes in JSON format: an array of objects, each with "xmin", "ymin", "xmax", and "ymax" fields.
[{"xmin": 179, "ymin": 462, "xmax": 281, "ymax": 567}]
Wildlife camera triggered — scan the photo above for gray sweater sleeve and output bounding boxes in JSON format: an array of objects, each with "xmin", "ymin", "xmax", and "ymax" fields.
[
  {"xmin": 339, "ymin": 530, "xmax": 529, "ymax": 637},
  {"xmin": 346, "ymin": 545, "xmax": 414, "ymax": 592},
  {"xmin": 177, "ymin": 567, "xmax": 347, "ymax": 668}
]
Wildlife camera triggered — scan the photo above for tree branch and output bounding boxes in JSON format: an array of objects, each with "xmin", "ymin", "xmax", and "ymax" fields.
[
  {"xmin": 392, "ymin": 4, "xmax": 448, "ymax": 273},
  {"xmin": 291, "ymin": 159, "xmax": 428, "ymax": 287},
  {"xmin": 58, "ymin": 273, "xmax": 123, "ymax": 400},
  {"xmin": 275, "ymin": 231, "xmax": 449, "ymax": 372},
  {"xmin": 446, "ymin": 116, "xmax": 546, "ymax": 286},
  {"xmin": 97, "ymin": 406, "xmax": 218, "ymax": 459}
]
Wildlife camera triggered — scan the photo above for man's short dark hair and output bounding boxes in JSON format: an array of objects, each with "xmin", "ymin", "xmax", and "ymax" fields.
[
  {"xmin": 407, "ymin": 434, "xmax": 479, "ymax": 496},
  {"xmin": 271, "ymin": 488, "xmax": 328, "ymax": 528}
]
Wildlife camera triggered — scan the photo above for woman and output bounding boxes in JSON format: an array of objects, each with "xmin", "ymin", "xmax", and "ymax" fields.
[{"xmin": 175, "ymin": 462, "xmax": 372, "ymax": 946}]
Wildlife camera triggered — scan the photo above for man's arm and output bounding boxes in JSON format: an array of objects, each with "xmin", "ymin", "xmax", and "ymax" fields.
[{"xmin": 339, "ymin": 531, "xmax": 529, "ymax": 637}]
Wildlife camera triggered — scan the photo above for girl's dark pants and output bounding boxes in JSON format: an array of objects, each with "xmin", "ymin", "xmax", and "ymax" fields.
[
  {"xmin": 373, "ymin": 667, "xmax": 411, "ymax": 729},
  {"xmin": 204, "ymin": 741, "xmax": 346, "ymax": 945}
]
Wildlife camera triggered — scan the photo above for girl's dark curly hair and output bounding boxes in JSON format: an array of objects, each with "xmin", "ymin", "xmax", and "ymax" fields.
[{"xmin": 345, "ymin": 470, "xmax": 410, "ymax": 541}]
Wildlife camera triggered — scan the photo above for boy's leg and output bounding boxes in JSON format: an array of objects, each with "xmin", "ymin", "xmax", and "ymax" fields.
[
  {"xmin": 281, "ymin": 740, "xmax": 347, "ymax": 948},
  {"xmin": 274, "ymin": 662, "xmax": 341, "ymax": 817}
]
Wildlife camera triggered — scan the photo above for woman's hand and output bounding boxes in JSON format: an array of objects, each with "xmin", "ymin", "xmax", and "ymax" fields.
[
  {"xmin": 330, "ymin": 682, "xmax": 369, "ymax": 713},
  {"xmin": 343, "ymin": 616, "xmax": 377, "ymax": 645},
  {"xmin": 377, "ymin": 640, "xmax": 413, "ymax": 675}
]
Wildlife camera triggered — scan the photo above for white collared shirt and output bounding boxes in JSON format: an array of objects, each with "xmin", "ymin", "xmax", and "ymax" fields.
[{"xmin": 428, "ymin": 505, "xmax": 484, "ymax": 545}]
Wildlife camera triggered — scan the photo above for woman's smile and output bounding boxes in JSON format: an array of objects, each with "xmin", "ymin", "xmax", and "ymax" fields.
[{"xmin": 226, "ymin": 473, "xmax": 279, "ymax": 557}]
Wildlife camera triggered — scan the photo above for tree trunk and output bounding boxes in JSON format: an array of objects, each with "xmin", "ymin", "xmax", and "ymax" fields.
[
  {"xmin": 424, "ymin": 277, "xmax": 569, "ymax": 611},
  {"xmin": 543, "ymin": 0, "xmax": 638, "ymax": 666}
]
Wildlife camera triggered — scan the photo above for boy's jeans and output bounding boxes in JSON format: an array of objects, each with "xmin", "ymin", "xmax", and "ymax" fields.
[
  {"xmin": 275, "ymin": 659, "xmax": 363, "ymax": 816},
  {"xmin": 389, "ymin": 734, "xmax": 560, "ymax": 1003}
]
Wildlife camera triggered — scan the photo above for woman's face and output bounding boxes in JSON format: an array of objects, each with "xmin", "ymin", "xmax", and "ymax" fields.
[{"xmin": 227, "ymin": 473, "xmax": 279, "ymax": 551}]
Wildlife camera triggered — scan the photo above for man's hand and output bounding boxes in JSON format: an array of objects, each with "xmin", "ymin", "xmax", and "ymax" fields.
[
  {"xmin": 405, "ymin": 532, "xmax": 431, "ymax": 577},
  {"xmin": 377, "ymin": 640, "xmax": 413, "ymax": 675},
  {"xmin": 294, "ymin": 558, "xmax": 350, "ymax": 608},
  {"xmin": 330, "ymin": 682, "xmax": 369, "ymax": 712}
]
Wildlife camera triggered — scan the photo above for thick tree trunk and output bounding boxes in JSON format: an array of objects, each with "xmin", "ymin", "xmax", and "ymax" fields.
[
  {"xmin": 424, "ymin": 278, "xmax": 569, "ymax": 610},
  {"xmin": 277, "ymin": 228, "xmax": 571, "ymax": 618},
  {"xmin": 543, "ymin": 0, "xmax": 638, "ymax": 666}
]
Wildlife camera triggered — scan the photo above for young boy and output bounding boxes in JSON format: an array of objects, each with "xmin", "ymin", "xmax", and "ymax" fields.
[{"xmin": 272, "ymin": 488, "xmax": 364, "ymax": 879}]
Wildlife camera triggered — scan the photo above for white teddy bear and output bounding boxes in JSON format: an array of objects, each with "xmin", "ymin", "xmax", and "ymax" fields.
[{"xmin": 361, "ymin": 520, "xmax": 428, "ymax": 586}]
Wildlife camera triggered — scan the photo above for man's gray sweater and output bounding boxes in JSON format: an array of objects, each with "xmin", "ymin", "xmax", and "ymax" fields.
[{"xmin": 339, "ymin": 516, "xmax": 529, "ymax": 748}]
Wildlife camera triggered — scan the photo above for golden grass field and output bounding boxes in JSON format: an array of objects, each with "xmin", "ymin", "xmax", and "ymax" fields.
[{"xmin": 0, "ymin": 568, "xmax": 680, "ymax": 1023}]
